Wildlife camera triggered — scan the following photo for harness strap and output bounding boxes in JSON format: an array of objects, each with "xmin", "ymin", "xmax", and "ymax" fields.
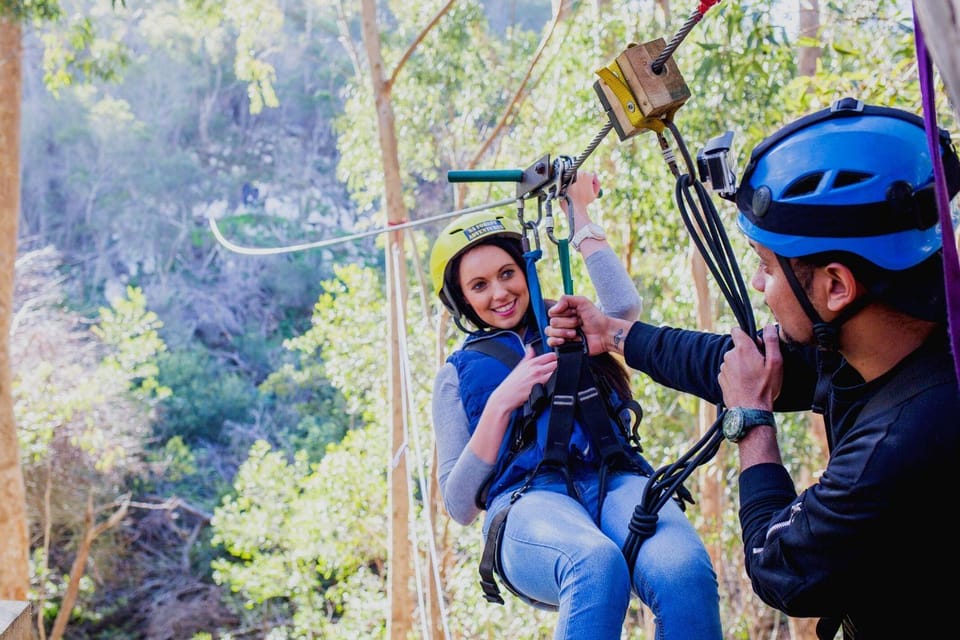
[
  {"xmin": 478, "ymin": 506, "xmax": 510, "ymax": 605},
  {"xmin": 542, "ymin": 344, "xmax": 582, "ymax": 466},
  {"xmin": 531, "ymin": 342, "xmax": 583, "ymax": 499},
  {"xmin": 465, "ymin": 333, "xmax": 655, "ymax": 604},
  {"xmin": 477, "ymin": 499, "xmax": 560, "ymax": 611}
]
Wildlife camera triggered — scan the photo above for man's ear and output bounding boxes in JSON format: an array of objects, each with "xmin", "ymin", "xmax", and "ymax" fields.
[{"xmin": 821, "ymin": 262, "xmax": 861, "ymax": 312}]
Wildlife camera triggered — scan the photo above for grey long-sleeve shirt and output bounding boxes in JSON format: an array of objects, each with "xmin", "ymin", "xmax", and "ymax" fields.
[{"xmin": 432, "ymin": 248, "xmax": 641, "ymax": 525}]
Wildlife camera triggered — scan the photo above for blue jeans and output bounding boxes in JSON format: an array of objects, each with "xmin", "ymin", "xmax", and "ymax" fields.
[{"xmin": 483, "ymin": 468, "xmax": 722, "ymax": 640}]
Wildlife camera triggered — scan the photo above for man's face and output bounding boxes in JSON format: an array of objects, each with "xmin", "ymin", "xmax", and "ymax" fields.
[{"xmin": 748, "ymin": 242, "xmax": 813, "ymax": 345}]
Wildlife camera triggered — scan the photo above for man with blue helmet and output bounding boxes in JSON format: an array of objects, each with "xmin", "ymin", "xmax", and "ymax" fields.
[{"xmin": 545, "ymin": 98, "xmax": 960, "ymax": 638}]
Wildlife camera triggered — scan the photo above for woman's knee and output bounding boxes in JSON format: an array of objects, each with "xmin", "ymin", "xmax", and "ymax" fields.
[{"xmin": 566, "ymin": 535, "xmax": 631, "ymax": 595}]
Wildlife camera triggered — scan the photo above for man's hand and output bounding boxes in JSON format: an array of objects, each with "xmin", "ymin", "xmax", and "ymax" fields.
[
  {"xmin": 546, "ymin": 295, "xmax": 630, "ymax": 355},
  {"xmin": 718, "ymin": 324, "xmax": 783, "ymax": 411}
]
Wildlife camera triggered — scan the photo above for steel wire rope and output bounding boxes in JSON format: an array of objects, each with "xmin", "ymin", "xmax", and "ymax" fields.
[
  {"xmin": 650, "ymin": 0, "xmax": 722, "ymax": 74},
  {"xmin": 208, "ymin": 196, "xmax": 517, "ymax": 256},
  {"xmin": 391, "ymin": 244, "xmax": 453, "ymax": 640}
]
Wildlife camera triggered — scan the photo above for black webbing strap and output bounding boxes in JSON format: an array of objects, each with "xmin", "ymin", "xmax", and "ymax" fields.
[
  {"xmin": 478, "ymin": 505, "xmax": 510, "ymax": 605},
  {"xmin": 574, "ymin": 362, "xmax": 633, "ymax": 523},
  {"xmin": 541, "ymin": 342, "xmax": 582, "ymax": 467},
  {"xmin": 464, "ymin": 337, "xmax": 523, "ymax": 367}
]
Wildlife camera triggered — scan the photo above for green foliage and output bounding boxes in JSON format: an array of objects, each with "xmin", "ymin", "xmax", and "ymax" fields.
[
  {"xmin": 92, "ymin": 284, "xmax": 171, "ymax": 402},
  {"xmin": 155, "ymin": 348, "xmax": 255, "ymax": 444},
  {"xmin": 259, "ymin": 362, "xmax": 354, "ymax": 462},
  {"xmin": 211, "ymin": 429, "xmax": 388, "ymax": 637},
  {"xmin": 42, "ymin": 24, "xmax": 128, "ymax": 92},
  {"xmin": 0, "ymin": 0, "xmax": 62, "ymax": 22},
  {"xmin": 152, "ymin": 435, "xmax": 198, "ymax": 481},
  {"xmin": 16, "ymin": 282, "xmax": 167, "ymax": 471},
  {"xmin": 18, "ymin": 0, "xmax": 951, "ymax": 637},
  {"xmin": 335, "ymin": 0, "xmax": 540, "ymax": 213},
  {"xmin": 283, "ymin": 264, "xmax": 390, "ymax": 424}
]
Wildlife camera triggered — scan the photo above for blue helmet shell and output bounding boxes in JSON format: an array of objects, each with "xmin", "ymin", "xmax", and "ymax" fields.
[{"xmin": 734, "ymin": 98, "xmax": 960, "ymax": 270}]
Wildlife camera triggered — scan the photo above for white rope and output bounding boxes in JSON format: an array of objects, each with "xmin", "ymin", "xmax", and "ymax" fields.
[
  {"xmin": 209, "ymin": 196, "xmax": 517, "ymax": 256},
  {"xmin": 391, "ymin": 243, "xmax": 452, "ymax": 640},
  {"xmin": 383, "ymin": 244, "xmax": 430, "ymax": 638}
]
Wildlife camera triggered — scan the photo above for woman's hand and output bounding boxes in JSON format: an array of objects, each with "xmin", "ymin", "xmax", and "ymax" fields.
[
  {"xmin": 562, "ymin": 170, "xmax": 601, "ymax": 220},
  {"xmin": 488, "ymin": 346, "xmax": 558, "ymax": 412}
]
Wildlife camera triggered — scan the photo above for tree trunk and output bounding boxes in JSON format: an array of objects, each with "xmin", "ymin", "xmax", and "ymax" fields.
[
  {"xmin": 691, "ymin": 248, "xmax": 722, "ymax": 572},
  {"xmin": 358, "ymin": 2, "xmax": 414, "ymax": 638},
  {"xmin": 789, "ymin": 4, "xmax": 824, "ymax": 639},
  {"xmin": 0, "ymin": 16, "xmax": 29, "ymax": 602},
  {"xmin": 48, "ymin": 495, "xmax": 129, "ymax": 640},
  {"xmin": 798, "ymin": 0, "xmax": 821, "ymax": 78},
  {"xmin": 912, "ymin": 0, "xmax": 960, "ymax": 121}
]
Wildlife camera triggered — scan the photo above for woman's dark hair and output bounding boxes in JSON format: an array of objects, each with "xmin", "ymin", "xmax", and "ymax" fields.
[
  {"xmin": 446, "ymin": 235, "xmax": 528, "ymax": 331},
  {"xmin": 588, "ymin": 352, "xmax": 633, "ymax": 402}
]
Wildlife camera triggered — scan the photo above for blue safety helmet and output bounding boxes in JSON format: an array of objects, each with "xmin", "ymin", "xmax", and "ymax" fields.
[{"xmin": 734, "ymin": 98, "xmax": 960, "ymax": 270}]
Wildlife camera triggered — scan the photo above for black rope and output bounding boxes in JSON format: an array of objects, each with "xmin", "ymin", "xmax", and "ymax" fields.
[{"xmin": 622, "ymin": 120, "xmax": 757, "ymax": 571}]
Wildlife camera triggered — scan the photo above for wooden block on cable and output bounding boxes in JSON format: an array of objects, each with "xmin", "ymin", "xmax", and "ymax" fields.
[
  {"xmin": 0, "ymin": 601, "xmax": 31, "ymax": 640},
  {"xmin": 617, "ymin": 38, "xmax": 691, "ymax": 120},
  {"xmin": 593, "ymin": 38, "xmax": 690, "ymax": 141}
]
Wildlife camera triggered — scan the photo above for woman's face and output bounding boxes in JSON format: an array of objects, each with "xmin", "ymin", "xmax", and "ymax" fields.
[{"xmin": 458, "ymin": 243, "xmax": 529, "ymax": 330}]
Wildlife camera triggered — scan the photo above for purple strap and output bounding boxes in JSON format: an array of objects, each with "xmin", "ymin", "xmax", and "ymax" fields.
[{"xmin": 913, "ymin": 10, "xmax": 960, "ymax": 383}]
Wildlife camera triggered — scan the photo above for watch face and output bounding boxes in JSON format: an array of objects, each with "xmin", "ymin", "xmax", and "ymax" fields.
[
  {"xmin": 722, "ymin": 407, "xmax": 774, "ymax": 442},
  {"xmin": 722, "ymin": 408, "xmax": 744, "ymax": 441}
]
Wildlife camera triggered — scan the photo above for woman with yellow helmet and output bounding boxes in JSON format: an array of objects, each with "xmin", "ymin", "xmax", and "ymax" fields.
[{"xmin": 429, "ymin": 172, "xmax": 721, "ymax": 639}]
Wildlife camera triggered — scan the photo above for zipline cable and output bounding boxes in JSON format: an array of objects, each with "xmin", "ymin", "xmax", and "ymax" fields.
[
  {"xmin": 651, "ymin": 1, "xmax": 722, "ymax": 74},
  {"xmin": 209, "ymin": 196, "xmax": 517, "ymax": 256}
]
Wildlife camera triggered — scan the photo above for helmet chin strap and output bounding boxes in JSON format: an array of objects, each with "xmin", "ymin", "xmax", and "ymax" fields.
[{"xmin": 776, "ymin": 255, "xmax": 872, "ymax": 414}]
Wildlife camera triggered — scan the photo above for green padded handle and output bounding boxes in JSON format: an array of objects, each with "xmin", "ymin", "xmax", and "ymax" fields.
[{"xmin": 447, "ymin": 169, "xmax": 524, "ymax": 183}]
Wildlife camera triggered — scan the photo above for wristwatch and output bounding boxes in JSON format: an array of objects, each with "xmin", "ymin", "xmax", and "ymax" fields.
[
  {"xmin": 721, "ymin": 407, "xmax": 775, "ymax": 443},
  {"xmin": 570, "ymin": 223, "xmax": 606, "ymax": 251}
]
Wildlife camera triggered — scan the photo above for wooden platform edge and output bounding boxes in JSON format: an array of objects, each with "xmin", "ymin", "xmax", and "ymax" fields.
[{"xmin": 0, "ymin": 601, "xmax": 31, "ymax": 640}]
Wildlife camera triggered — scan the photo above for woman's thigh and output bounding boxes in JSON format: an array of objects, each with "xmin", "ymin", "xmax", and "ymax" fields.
[{"xmin": 497, "ymin": 488, "xmax": 627, "ymax": 606}]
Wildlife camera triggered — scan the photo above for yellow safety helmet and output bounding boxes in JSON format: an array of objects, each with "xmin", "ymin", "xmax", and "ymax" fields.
[{"xmin": 429, "ymin": 210, "xmax": 523, "ymax": 322}]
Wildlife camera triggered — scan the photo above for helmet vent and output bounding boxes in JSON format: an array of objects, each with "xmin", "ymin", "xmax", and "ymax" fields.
[
  {"xmin": 831, "ymin": 170, "xmax": 872, "ymax": 189},
  {"xmin": 782, "ymin": 173, "xmax": 825, "ymax": 198}
]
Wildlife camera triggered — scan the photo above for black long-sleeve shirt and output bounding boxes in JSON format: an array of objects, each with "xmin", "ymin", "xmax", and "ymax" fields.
[{"xmin": 623, "ymin": 321, "xmax": 960, "ymax": 638}]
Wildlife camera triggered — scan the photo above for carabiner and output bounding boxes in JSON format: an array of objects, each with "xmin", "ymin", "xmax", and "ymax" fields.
[{"xmin": 544, "ymin": 197, "xmax": 557, "ymax": 245}]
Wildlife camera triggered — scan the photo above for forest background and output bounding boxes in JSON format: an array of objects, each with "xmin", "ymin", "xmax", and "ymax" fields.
[{"xmin": 5, "ymin": 0, "xmax": 953, "ymax": 639}]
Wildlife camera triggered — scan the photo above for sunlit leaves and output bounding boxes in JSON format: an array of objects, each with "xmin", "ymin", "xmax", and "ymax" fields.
[
  {"xmin": 15, "ymin": 276, "xmax": 167, "ymax": 471},
  {"xmin": 284, "ymin": 263, "xmax": 388, "ymax": 424},
  {"xmin": 92, "ymin": 285, "xmax": 170, "ymax": 403},
  {"xmin": 40, "ymin": 11, "xmax": 131, "ymax": 94},
  {"xmin": 211, "ymin": 428, "xmax": 388, "ymax": 635}
]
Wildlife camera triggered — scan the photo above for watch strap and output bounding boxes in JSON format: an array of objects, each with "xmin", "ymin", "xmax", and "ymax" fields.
[
  {"xmin": 571, "ymin": 223, "xmax": 606, "ymax": 250},
  {"xmin": 724, "ymin": 407, "xmax": 776, "ymax": 443}
]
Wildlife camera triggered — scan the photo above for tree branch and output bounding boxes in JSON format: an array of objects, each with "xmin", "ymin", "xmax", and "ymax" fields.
[
  {"xmin": 48, "ymin": 493, "xmax": 131, "ymax": 640},
  {"xmin": 465, "ymin": 3, "xmax": 567, "ymax": 174},
  {"xmin": 388, "ymin": 0, "xmax": 457, "ymax": 90}
]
